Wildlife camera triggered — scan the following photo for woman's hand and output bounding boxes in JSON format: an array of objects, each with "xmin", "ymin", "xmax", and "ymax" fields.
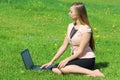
[
  {"xmin": 40, "ymin": 62, "xmax": 52, "ymax": 69},
  {"xmin": 58, "ymin": 59, "xmax": 69, "ymax": 69}
]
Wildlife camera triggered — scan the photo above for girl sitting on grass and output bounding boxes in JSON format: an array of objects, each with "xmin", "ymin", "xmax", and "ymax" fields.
[{"xmin": 41, "ymin": 2, "xmax": 105, "ymax": 78}]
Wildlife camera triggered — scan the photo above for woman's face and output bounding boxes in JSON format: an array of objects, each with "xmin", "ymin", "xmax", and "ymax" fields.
[{"xmin": 69, "ymin": 6, "xmax": 78, "ymax": 20}]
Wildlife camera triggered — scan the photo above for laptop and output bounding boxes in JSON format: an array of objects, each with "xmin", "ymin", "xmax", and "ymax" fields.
[{"xmin": 21, "ymin": 49, "xmax": 52, "ymax": 70}]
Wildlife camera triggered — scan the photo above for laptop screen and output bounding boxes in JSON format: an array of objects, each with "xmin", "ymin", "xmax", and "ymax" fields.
[{"xmin": 21, "ymin": 49, "xmax": 34, "ymax": 69}]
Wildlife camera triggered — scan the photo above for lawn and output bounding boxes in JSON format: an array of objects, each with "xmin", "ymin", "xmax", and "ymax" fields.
[{"xmin": 0, "ymin": 0, "xmax": 120, "ymax": 80}]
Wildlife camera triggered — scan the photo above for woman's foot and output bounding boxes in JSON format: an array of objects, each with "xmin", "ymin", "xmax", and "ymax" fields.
[
  {"xmin": 93, "ymin": 69, "xmax": 105, "ymax": 78},
  {"xmin": 52, "ymin": 68, "xmax": 62, "ymax": 74},
  {"xmin": 87, "ymin": 69, "xmax": 105, "ymax": 78}
]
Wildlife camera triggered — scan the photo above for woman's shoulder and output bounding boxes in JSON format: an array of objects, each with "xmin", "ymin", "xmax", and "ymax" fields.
[
  {"xmin": 69, "ymin": 23, "xmax": 74, "ymax": 26},
  {"xmin": 68, "ymin": 23, "xmax": 74, "ymax": 27},
  {"xmin": 81, "ymin": 25, "xmax": 91, "ymax": 29},
  {"xmin": 67, "ymin": 23, "xmax": 74, "ymax": 29},
  {"xmin": 79, "ymin": 25, "xmax": 92, "ymax": 33}
]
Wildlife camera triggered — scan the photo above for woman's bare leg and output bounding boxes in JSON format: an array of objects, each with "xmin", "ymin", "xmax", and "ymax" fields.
[{"xmin": 59, "ymin": 65, "xmax": 105, "ymax": 78}]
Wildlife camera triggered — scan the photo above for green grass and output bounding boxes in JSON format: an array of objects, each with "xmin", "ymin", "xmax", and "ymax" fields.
[{"xmin": 0, "ymin": 0, "xmax": 120, "ymax": 80}]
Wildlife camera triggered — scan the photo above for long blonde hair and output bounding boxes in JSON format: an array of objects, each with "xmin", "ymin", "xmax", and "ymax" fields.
[{"xmin": 71, "ymin": 2, "xmax": 95, "ymax": 51}]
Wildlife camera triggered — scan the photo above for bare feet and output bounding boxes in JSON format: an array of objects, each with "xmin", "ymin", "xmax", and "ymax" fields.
[
  {"xmin": 86, "ymin": 69, "xmax": 105, "ymax": 78},
  {"xmin": 93, "ymin": 69, "xmax": 105, "ymax": 78},
  {"xmin": 52, "ymin": 68, "xmax": 62, "ymax": 74}
]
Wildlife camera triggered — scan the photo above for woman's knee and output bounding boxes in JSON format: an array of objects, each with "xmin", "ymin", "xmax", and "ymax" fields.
[{"xmin": 52, "ymin": 68, "xmax": 62, "ymax": 74}]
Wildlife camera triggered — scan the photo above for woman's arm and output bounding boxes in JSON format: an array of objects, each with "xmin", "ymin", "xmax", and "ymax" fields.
[
  {"xmin": 50, "ymin": 34, "xmax": 69, "ymax": 63},
  {"xmin": 67, "ymin": 32, "xmax": 91, "ymax": 60},
  {"xmin": 58, "ymin": 32, "xmax": 91, "ymax": 68},
  {"xmin": 41, "ymin": 34, "xmax": 69, "ymax": 68}
]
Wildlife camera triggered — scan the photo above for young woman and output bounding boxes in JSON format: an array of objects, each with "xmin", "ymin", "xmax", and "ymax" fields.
[{"xmin": 41, "ymin": 2, "xmax": 105, "ymax": 78}]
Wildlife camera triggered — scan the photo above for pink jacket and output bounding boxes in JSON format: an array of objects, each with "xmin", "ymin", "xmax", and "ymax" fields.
[{"xmin": 67, "ymin": 23, "xmax": 95, "ymax": 59}]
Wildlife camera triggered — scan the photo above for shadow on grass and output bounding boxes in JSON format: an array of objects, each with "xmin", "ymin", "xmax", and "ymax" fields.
[{"xmin": 94, "ymin": 62, "xmax": 109, "ymax": 69}]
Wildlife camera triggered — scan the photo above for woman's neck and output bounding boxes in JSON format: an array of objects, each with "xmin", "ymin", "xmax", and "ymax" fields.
[
  {"xmin": 75, "ymin": 19, "xmax": 81, "ymax": 26},
  {"xmin": 74, "ymin": 19, "xmax": 81, "ymax": 29}
]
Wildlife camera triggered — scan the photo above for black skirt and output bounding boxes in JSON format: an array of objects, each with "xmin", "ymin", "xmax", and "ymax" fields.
[{"xmin": 53, "ymin": 58, "xmax": 95, "ymax": 70}]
